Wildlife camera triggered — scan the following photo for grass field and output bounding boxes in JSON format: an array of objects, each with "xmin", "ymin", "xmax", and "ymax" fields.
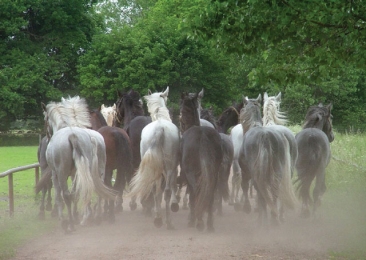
[
  {"xmin": 0, "ymin": 131, "xmax": 366, "ymax": 259},
  {"xmin": 0, "ymin": 146, "xmax": 57, "ymax": 260}
]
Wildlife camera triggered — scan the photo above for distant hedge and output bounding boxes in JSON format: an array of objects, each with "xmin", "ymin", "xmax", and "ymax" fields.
[{"xmin": 0, "ymin": 134, "xmax": 41, "ymax": 146}]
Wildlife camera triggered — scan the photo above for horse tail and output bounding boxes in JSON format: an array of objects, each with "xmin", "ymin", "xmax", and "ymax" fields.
[
  {"xmin": 128, "ymin": 127, "xmax": 165, "ymax": 200},
  {"xmin": 278, "ymin": 136, "xmax": 298, "ymax": 210},
  {"xmin": 35, "ymin": 167, "xmax": 52, "ymax": 194},
  {"xmin": 253, "ymin": 133, "xmax": 277, "ymax": 212},
  {"xmin": 195, "ymin": 132, "xmax": 220, "ymax": 216},
  {"xmin": 89, "ymin": 137, "xmax": 117, "ymax": 200},
  {"xmin": 68, "ymin": 134, "xmax": 95, "ymax": 209},
  {"xmin": 114, "ymin": 131, "xmax": 134, "ymax": 186},
  {"xmin": 217, "ymin": 139, "xmax": 231, "ymax": 201}
]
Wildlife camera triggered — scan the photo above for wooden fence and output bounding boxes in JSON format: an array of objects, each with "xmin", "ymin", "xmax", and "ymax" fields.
[{"xmin": 0, "ymin": 163, "xmax": 40, "ymax": 217}]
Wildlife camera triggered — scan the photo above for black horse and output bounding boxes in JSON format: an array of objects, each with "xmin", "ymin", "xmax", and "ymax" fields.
[
  {"xmin": 295, "ymin": 103, "xmax": 334, "ymax": 218},
  {"xmin": 179, "ymin": 91, "xmax": 223, "ymax": 232},
  {"xmin": 115, "ymin": 89, "xmax": 153, "ymax": 213}
]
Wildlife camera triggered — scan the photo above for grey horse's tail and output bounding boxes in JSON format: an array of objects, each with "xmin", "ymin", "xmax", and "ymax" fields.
[{"xmin": 128, "ymin": 127, "xmax": 165, "ymax": 200}]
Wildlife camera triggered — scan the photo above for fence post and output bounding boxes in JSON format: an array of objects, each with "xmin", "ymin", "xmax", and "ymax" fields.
[{"xmin": 8, "ymin": 173, "xmax": 14, "ymax": 217}]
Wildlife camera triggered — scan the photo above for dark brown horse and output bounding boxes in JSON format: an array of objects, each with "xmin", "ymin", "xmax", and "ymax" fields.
[
  {"xmin": 179, "ymin": 91, "xmax": 223, "ymax": 232},
  {"xmin": 216, "ymin": 101, "xmax": 244, "ymax": 134},
  {"xmin": 114, "ymin": 89, "xmax": 153, "ymax": 213},
  {"xmin": 295, "ymin": 103, "xmax": 334, "ymax": 218},
  {"xmin": 90, "ymin": 109, "xmax": 133, "ymax": 223}
]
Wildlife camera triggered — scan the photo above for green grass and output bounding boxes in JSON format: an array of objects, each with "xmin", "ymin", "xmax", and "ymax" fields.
[{"xmin": 0, "ymin": 146, "xmax": 57, "ymax": 260}]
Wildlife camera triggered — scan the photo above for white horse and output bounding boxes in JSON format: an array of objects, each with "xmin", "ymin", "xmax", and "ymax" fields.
[
  {"xmin": 101, "ymin": 104, "xmax": 116, "ymax": 126},
  {"xmin": 262, "ymin": 92, "xmax": 298, "ymax": 221},
  {"xmin": 128, "ymin": 87, "xmax": 180, "ymax": 229},
  {"xmin": 229, "ymin": 95, "xmax": 261, "ymax": 212},
  {"xmin": 43, "ymin": 96, "xmax": 115, "ymax": 233}
]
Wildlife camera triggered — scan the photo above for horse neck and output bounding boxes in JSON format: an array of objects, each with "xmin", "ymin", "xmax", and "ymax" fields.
[
  {"xmin": 151, "ymin": 107, "xmax": 172, "ymax": 122},
  {"xmin": 180, "ymin": 104, "xmax": 200, "ymax": 133},
  {"xmin": 123, "ymin": 104, "xmax": 145, "ymax": 125},
  {"xmin": 263, "ymin": 101, "xmax": 287, "ymax": 126},
  {"xmin": 240, "ymin": 105, "xmax": 263, "ymax": 133}
]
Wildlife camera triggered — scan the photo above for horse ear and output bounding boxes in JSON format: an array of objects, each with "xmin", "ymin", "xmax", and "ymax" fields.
[
  {"xmin": 101, "ymin": 104, "xmax": 105, "ymax": 109},
  {"xmin": 326, "ymin": 103, "xmax": 333, "ymax": 111},
  {"xmin": 257, "ymin": 94, "xmax": 262, "ymax": 103},
  {"xmin": 162, "ymin": 86, "xmax": 169, "ymax": 97},
  {"xmin": 243, "ymin": 96, "xmax": 249, "ymax": 105},
  {"xmin": 276, "ymin": 92, "xmax": 281, "ymax": 102},
  {"xmin": 198, "ymin": 88, "xmax": 204, "ymax": 99},
  {"xmin": 113, "ymin": 103, "xmax": 116, "ymax": 109},
  {"xmin": 318, "ymin": 103, "xmax": 324, "ymax": 107},
  {"xmin": 117, "ymin": 90, "xmax": 123, "ymax": 98},
  {"xmin": 41, "ymin": 102, "xmax": 47, "ymax": 112},
  {"xmin": 148, "ymin": 89, "xmax": 152, "ymax": 95},
  {"xmin": 263, "ymin": 92, "xmax": 268, "ymax": 101}
]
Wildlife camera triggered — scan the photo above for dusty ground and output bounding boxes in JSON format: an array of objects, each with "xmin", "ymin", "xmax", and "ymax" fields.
[{"xmin": 11, "ymin": 187, "xmax": 357, "ymax": 260}]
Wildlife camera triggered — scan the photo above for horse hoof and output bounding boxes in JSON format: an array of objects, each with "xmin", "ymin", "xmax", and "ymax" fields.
[
  {"xmin": 61, "ymin": 220, "xmax": 69, "ymax": 231},
  {"xmin": 46, "ymin": 204, "xmax": 52, "ymax": 211},
  {"xmin": 234, "ymin": 203, "xmax": 242, "ymax": 212},
  {"xmin": 171, "ymin": 202, "xmax": 179, "ymax": 212},
  {"xmin": 154, "ymin": 217, "xmax": 163, "ymax": 228},
  {"xmin": 129, "ymin": 202, "xmax": 137, "ymax": 211},
  {"xmin": 38, "ymin": 211, "xmax": 45, "ymax": 221},
  {"xmin": 115, "ymin": 204, "xmax": 123, "ymax": 213},
  {"xmin": 196, "ymin": 220, "xmax": 204, "ymax": 231},
  {"xmin": 243, "ymin": 202, "xmax": 251, "ymax": 214}
]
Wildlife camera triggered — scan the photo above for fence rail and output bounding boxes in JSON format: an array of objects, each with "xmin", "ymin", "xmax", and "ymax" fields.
[{"xmin": 0, "ymin": 163, "xmax": 40, "ymax": 217}]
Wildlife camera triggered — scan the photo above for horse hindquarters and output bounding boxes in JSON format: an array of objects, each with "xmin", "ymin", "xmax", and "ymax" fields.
[
  {"xmin": 295, "ymin": 129, "xmax": 330, "ymax": 217},
  {"xmin": 182, "ymin": 127, "xmax": 223, "ymax": 232}
]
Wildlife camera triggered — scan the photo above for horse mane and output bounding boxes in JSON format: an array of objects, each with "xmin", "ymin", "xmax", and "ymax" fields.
[
  {"xmin": 179, "ymin": 92, "xmax": 200, "ymax": 133},
  {"xmin": 90, "ymin": 108, "xmax": 107, "ymax": 129},
  {"xmin": 303, "ymin": 103, "xmax": 332, "ymax": 130},
  {"xmin": 100, "ymin": 104, "xmax": 116, "ymax": 126},
  {"xmin": 240, "ymin": 99, "xmax": 263, "ymax": 133},
  {"xmin": 45, "ymin": 96, "xmax": 91, "ymax": 133},
  {"xmin": 152, "ymin": 107, "xmax": 172, "ymax": 122},
  {"xmin": 262, "ymin": 96, "xmax": 287, "ymax": 126},
  {"xmin": 144, "ymin": 91, "xmax": 168, "ymax": 117}
]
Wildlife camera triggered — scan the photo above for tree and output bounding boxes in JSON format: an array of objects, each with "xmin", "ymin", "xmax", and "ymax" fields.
[{"xmin": 0, "ymin": 0, "xmax": 100, "ymax": 130}]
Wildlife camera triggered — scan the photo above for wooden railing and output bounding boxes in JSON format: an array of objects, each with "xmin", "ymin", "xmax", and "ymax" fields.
[{"xmin": 0, "ymin": 163, "xmax": 40, "ymax": 217}]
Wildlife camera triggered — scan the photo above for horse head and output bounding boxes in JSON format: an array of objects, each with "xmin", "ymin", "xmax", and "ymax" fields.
[
  {"xmin": 262, "ymin": 92, "xmax": 287, "ymax": 126},
  {"xmin": 217, "ymin": 101, "xmax": 244, "ymax": 133},
  {"xmin": 240, "ymin": 94, "xmax": 263, "ymax": 133},
  {"xmin": 303, "ymin": 103, "xmax": 334, "ymax": 142},
  {"xmin": 179, "ymin": 91, "xmax": 201, "ymax": 133}
]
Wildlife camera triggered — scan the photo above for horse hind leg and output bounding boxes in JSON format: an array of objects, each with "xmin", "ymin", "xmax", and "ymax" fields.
[
  {"xmin": 241, "ymin": 170, "xmax": 252, "ymax": 214},
  {"xmin": 153, "ymin": 184, "xmax": 163, "ymax": 228},
  {"xmin": 312, "ymin": 170, "xmax": 326, "ymax": 218}
]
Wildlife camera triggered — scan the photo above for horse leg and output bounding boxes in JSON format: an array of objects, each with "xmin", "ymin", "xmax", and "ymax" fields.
[
  {"xmin": 241, "ymin": 170, "xmax": 252, "ymax": 214},
  {"xmin": 52, "ymin": 174, "xmax": 64, "ymax": 221},
  {"xmin": 59, "ymin": 178, "xmax": 75, "ymax": 233},
  {"xmin": 153, "ymin": 183, "xmax": 163, "ymax": 228},
  {"xmin": 313, "ymin": 170, "xmax": 326, "ymax": 218},
  {"xmin": 164, "ymin": 183, "xmax": 174, "ymax": 230},
  {"xmin": 38, "ymin": 187, "xmax": 46, "ymax": 220},
  {"xmin": 168, "ymin": 168, "xmax": 179, "ymax": 213},
  {"xmin": 104, "ymin": 168, "xmax": 115, "ymax": 223},
  {"xmin": 206, "ymin": 194, "xmax": 215, "ymax": 232},
  {"xmin": 183, "ymin": 189, "xmax": 189, "ymax": 210},
  {"xmin": 114, "ymin": 169, "xmax": 124, "ymax": 213},
  {"xmin": 129, "ymin": 195, "xmax": 138, "ymax": 211},
  {"xmin": 46, "ymin": 181, "xmax": 53, "ymax": 211},
  {"xmin": 187, "ymin": 186, "xmax": 196, "ymax": 228}
]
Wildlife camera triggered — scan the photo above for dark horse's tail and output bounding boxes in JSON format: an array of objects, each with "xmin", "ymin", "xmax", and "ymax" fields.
[
  {"xmin": 195, "ymin": 130, "xmax": 222, "ymax": 217},
  {"xmin": 113, "ymin": 130, "xmax": 134, "ymax": 189},
  {"xmin": 35, "ymin": 167, "xmax": 52, "ymax": 194}
]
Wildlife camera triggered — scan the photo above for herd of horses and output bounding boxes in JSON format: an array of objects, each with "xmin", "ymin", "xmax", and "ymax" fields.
[{"xmin": 36, "ymin": 87, "xmax": 334, "ymax": 234}]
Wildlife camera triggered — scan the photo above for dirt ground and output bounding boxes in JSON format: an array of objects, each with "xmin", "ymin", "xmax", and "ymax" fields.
[{"xmin": 11, "ymin": 186, "xmax": 357, "ymax": 260}]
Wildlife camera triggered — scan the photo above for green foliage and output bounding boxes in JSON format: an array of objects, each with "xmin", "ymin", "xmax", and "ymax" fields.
[
  {"xmin": 77, "ymin": 0, "xmax": 244, "ymax": 112},
  {"xmin": 0, "ymin": 0, "xmax": 100, "ymax": 131}
]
